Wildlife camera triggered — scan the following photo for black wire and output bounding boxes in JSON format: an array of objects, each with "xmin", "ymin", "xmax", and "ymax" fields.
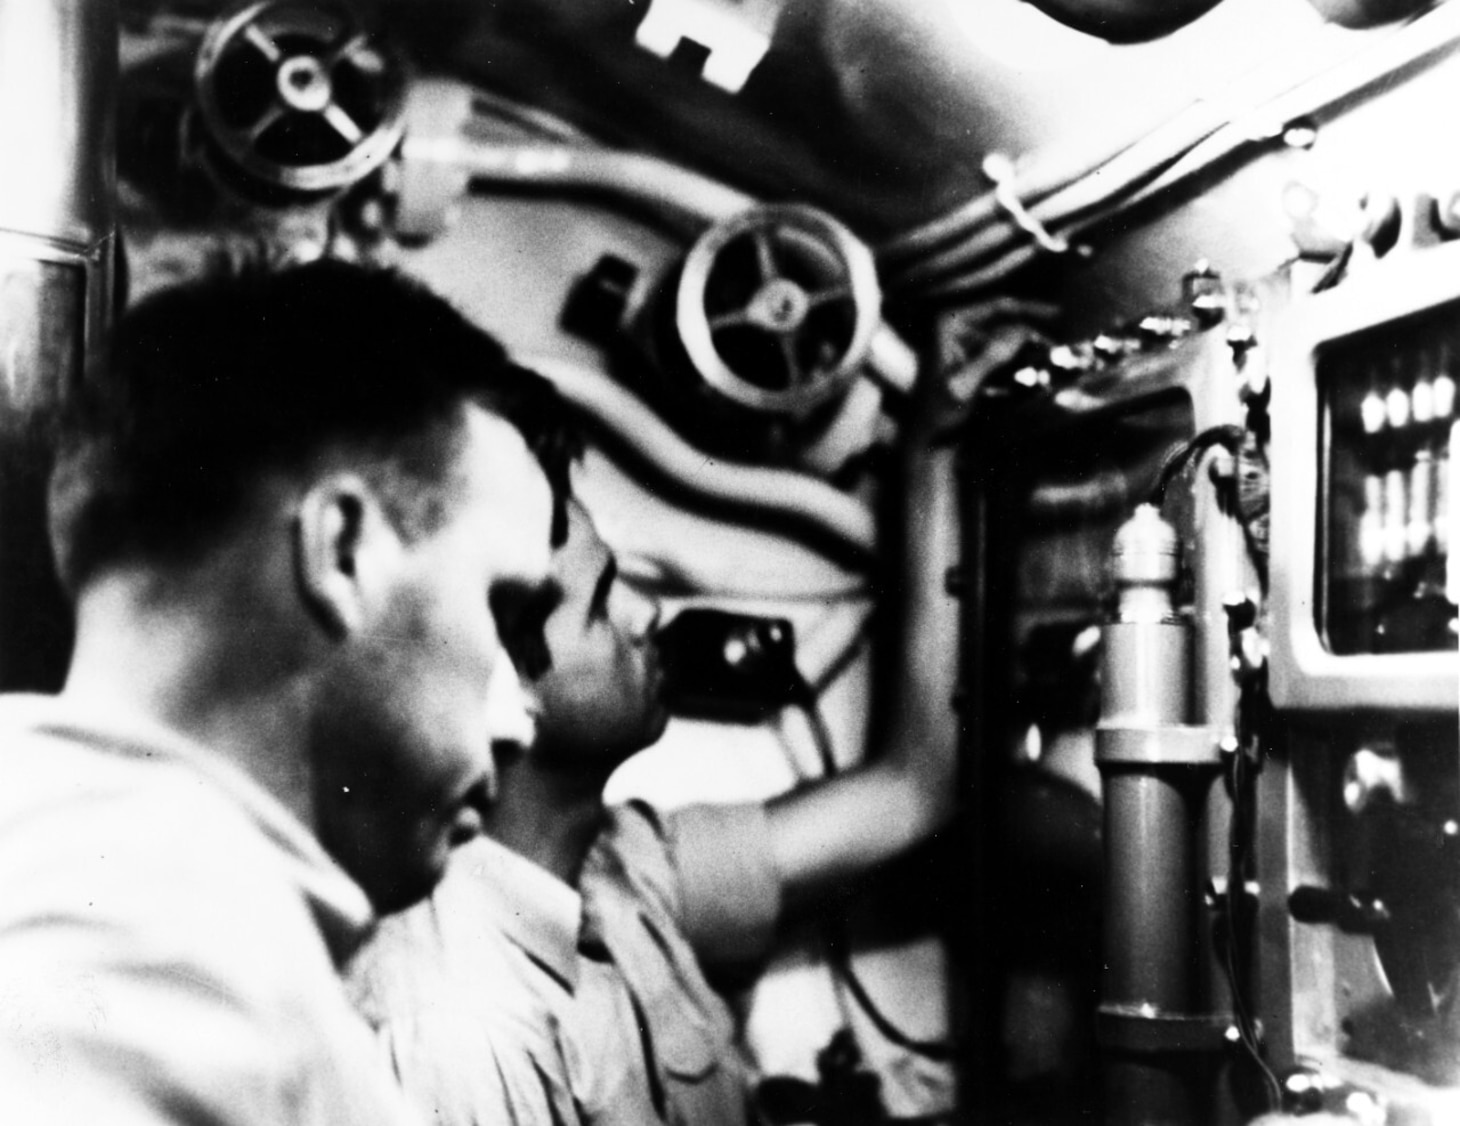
[
  {"xmin": 1147, "ymin": 424, "xmax": 1245, "ymax": 508},
  {"xmin": 787, "ymin": 673, "xmax": 958, "ymax": 1064},
  {"xmin": 809, "ymin": 615, "xmax": 875, "ymax": 697},
  {"xmin": 1223, "ymin": 725, "xmax": 1284, "ymax": 1111},
  {"xmin": 1309, "ymin": 242, "xmax": 1355, "ymax": 295},
  {"xmin": 791, "ymin": 681, "xmax": 841, "ymax": 779},
  {"xmin": 823, "ymin": 934, "xmax": 957, "ymax": 1063}
]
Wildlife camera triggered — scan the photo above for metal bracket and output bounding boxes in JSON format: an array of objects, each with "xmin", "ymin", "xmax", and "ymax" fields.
[
  {"xmin": 1096, "ymin": 724, "xmax": 1221, "ymax": 766},
  {"xmin": 635, "ymin": 0, "xmax": 786, "ymax": 93},
  {"xmin": 1097, "ymin": 1006, "xmax": 1234, "ymax": 1054},
  {"xmin": 982, "ymin": 152, "xmax": 1072, "ymax": 257}
]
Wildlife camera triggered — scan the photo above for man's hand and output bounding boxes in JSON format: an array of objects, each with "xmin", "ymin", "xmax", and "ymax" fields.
[{"xmin": 760, "ymin": 303, "xmax": 1059, "ymax": 905}]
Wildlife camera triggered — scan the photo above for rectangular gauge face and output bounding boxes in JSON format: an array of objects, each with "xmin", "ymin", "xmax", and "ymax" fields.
[{"xmin": 1317, "ymin": 308, "xmax": 1458, "ymax": 657}]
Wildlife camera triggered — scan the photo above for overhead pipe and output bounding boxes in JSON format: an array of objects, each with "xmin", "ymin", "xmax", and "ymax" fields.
[
  {"xmin": 525, "ymin": 354, "xmax": 877, "ymax": 560},
  {"xmin": 890, "ymin": 0, "xmax": 1460, "ymax": 299}
]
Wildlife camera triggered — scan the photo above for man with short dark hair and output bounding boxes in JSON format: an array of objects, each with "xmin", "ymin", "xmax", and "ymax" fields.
[
  {"xmin": 349, "ymin": 338, "xmax": 968, "ymax": 1126},
  {"xmin": 0, "ymin": 260, "xmax": 569, "ymax": 1124}
]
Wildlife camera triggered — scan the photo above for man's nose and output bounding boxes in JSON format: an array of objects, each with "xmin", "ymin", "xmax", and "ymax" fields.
[
  {"xmin": 484, "ymin": 659, "xmax": 539, "ymax": 751},
  {"xmin": 628, "ymin": 587, "xmax": 661, "ymax": 645}
]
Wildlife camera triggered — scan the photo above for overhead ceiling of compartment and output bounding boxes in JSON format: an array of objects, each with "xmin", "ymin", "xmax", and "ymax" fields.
[
  {"xmin": 118, "ymin": 0, "xmax": 1444, "ymax": 342},
  {"xmin": 124, "ymin": 0, "xmax": 1426, "ymax": 240}
]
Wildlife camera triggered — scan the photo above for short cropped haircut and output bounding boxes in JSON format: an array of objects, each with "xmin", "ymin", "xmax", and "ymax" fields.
[{"xmin": 50, "ymin": 260, "xmax": 578, "ymax": 593}]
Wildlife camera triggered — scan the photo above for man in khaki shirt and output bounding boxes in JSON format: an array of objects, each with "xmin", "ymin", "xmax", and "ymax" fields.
[
  {"xmin": 0, "ymin": 261, "xmax": 569, "ymax": 1124},
  {"xmin": 351, "ymin": 341, "xmax": 970, "ymax": 1125}
]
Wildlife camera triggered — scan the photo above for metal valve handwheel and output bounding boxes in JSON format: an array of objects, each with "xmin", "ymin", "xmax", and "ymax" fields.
[
  {"xmin": 194, "ymin": 0, "xmax": 406, "ymax": 197},
  {"xmin": 675, "ymin": 204, "xmax": 883, "ymax": 417}
]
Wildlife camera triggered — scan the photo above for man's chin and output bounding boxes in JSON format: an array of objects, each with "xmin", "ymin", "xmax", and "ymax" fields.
[
  {"xmin": 348, "ymin": 848, "xmax": 445, "ymax": 917},
  {"xmin": 364, "ymin": 869, "xmax": 438, "ymax": 916}
]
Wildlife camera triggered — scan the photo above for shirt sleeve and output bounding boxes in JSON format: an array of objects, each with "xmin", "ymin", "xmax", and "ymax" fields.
[{"xmin": 660, "ymin": 802, "xmax": 783, "ymax": 965}]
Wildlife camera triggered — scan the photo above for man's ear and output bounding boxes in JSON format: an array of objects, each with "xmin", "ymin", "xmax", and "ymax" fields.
[{"xmin": 295, "ymin": 474, "xmax": 399, "ymax": 637}]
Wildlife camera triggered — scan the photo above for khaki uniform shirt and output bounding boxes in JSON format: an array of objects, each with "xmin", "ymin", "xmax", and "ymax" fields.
[
  {"xmin": 0, "ymin": 696, "xmax": 421, "ymax": 1126},
  {"xmin": 349, "ymin": 801, "xmax": 782, "ymax": 1126}
]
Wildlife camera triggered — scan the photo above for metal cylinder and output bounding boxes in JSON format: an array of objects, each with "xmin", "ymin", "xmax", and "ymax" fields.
[
  {"xmin": 1102, "ymin": 771, "xmax": 1202, "ymax": 1008},
  {"xmin": 1096, "ymin": 506, "xmax": 1225, "ymax": 1126},
  {"xmin": 0, "ymin": 1, "xmax": 116, "ymax": 249},
  {"xmin": 0, "ymin": 0, "xmax": 116, "ymax": 690},
  {"xmin": 1102, "ymin": 621, "xmax": 1189, "ymax": 727}
]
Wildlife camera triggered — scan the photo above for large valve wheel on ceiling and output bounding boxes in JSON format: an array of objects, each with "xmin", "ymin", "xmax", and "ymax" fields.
[
  {"xmin": 675, "ymin": 204, "xmax": 883, "ymax": 419},
  {"xmin": 194, "ymin": 0, "xmax": 406, "ymax": 200}
]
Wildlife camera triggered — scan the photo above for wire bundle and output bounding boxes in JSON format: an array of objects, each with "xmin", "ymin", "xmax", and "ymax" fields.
[{"xmin": 877, "ymin": 4, "xmax": 1460, "ymax": 302}]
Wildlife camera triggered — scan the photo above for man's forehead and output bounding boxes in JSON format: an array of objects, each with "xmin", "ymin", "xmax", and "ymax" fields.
[{"xmin": 458, "ymin": 407, "xmax": 554, "ymax": 583}]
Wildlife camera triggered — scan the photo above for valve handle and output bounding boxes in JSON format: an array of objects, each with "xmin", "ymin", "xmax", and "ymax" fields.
[
  {"xmin": 675, "ymin": 204, "xmax": 882, "ymax": 418},
  {"xmin": 194, "ymin": 0, "xmax": 406, "ymax": 198}
]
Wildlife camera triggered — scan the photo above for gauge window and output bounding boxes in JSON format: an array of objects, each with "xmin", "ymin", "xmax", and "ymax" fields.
[{"xmin": 1318, "ymin": 310, "xmax": 1458, "ymax": 655}]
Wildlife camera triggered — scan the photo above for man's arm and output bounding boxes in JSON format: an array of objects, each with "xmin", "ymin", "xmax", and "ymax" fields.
[
  {"xmin": 761, "ymin": 312, "xmax": 1047, "ymax": 908},
  {"xmin": 762, "ymin": 411, "xmax": 962, "ymax": 905}
]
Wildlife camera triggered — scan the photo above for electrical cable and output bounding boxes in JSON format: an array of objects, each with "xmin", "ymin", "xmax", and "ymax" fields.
[
  {"xmin": 878, "ymin": 91, "xmax": 1231, "ymax": 265},
  {"xmin": 1146, "ymin": 425, "xmax": 1273, "ymax": 587},
  {"xmin": 1222, "ymin": 716, "xmax": 1284, "ymax": 1112},
  {"xmin": 898, "ymin": 19, "xmax": 1397, "ymax": 294},
  {"xmin": 790, "ymin": 675, "xmax": 842, "ymax": 779},
  {"xmin": 787, "ymin": 671, "xmax": 958, "ymax": 1065},
  {"xmin": 826, "ymin": 942, "xmax": 957, "ymax": 1063},
  {"xmin": 887, "ymin": 2, "xmax": 1460, "ymax": 300},
  {"xmin": 1147, "ymin": 425, "xmax": 1245, "ymax": 507},
  {"xmin": 806, "ymin": 609, "xmax": 875, "ymax": 698},
  {"xmin": 886, "ymin": 101, "xmax": 1229, "ymax": 290}
]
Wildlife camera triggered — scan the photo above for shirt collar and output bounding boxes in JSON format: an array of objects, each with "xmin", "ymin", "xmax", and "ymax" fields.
[
  {"xmin": 441, "ymin": 833, "xmax": 583, "ymax": 991},
  {"xmin": 0, "ymin": 693, "xmax": 376, "ymax": 963}
]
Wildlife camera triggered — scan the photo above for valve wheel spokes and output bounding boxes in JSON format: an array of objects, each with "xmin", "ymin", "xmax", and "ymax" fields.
[
  {"xmin": 776, "ymin": 333, "xmax": 805, "ymax": 387},
  {"xmin": 243, "ymin": 22, "xmax": 283, "ymax": 63},
  {"xmin": 194, "ymin": 0, "xmax": 407, "ymax": 195},
  {"xmin": 321, "ymin": 102, "xmax": 364, "ymax": 144},
  {"xmin": 709, "ymin": 308, "xmax": 755, "ymax": 332},
  {"xmin": 245, "ymin": 101, "xmax": 287, "ymax": 142},
  {"xmin": 676, "ymin": 203, "xmax": 882, "ymax": 416},
  {"xmin": 327, "ymin": 30, "xmax": 370, "ymax": 68},
  {"xmin": 806, "ymin": 284, "xmax": 852, "ymax": 308},
  {"xmin": 752, "ymin": 229, "xmax": 779, "ymax": 285}
]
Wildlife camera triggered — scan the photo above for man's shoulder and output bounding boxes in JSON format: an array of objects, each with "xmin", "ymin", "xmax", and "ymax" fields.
[
  {"xmin": 591, "ymin": 799, "xmax": 782, "ymax": 967},
  {"xmin": 598, "ymin": 798, "xmax": 670, "ymax": 856},
  {"xmin": 0, "ymin": 704, "xmax": 344, "ymax": 1015},
  {"xmin": 0, "ymin": 704, "xmax": 401, "ymax": 1126},
  {"xmin": 348, "ymin": 846, "xmax": 581, "ymax": 1126},
  {"xmin": 349, "ymin": 834, "xmax": 576, "ymax": 1044},
  {"xmin": 588, "ymin": 800, "xmax": 681, "ymax": 911},
  {"xmin": 0, "ymin": 710, "xmax": 292, "ymax": 897}
]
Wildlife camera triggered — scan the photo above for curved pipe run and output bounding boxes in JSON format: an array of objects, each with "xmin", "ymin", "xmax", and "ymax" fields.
[
  {"xmin": 406, "ymin": 134, "xmax": 754, "ymax": 237},
  {"xmin": 525, "ymin": 354, "xmax": 878, "ymax": 560}
]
